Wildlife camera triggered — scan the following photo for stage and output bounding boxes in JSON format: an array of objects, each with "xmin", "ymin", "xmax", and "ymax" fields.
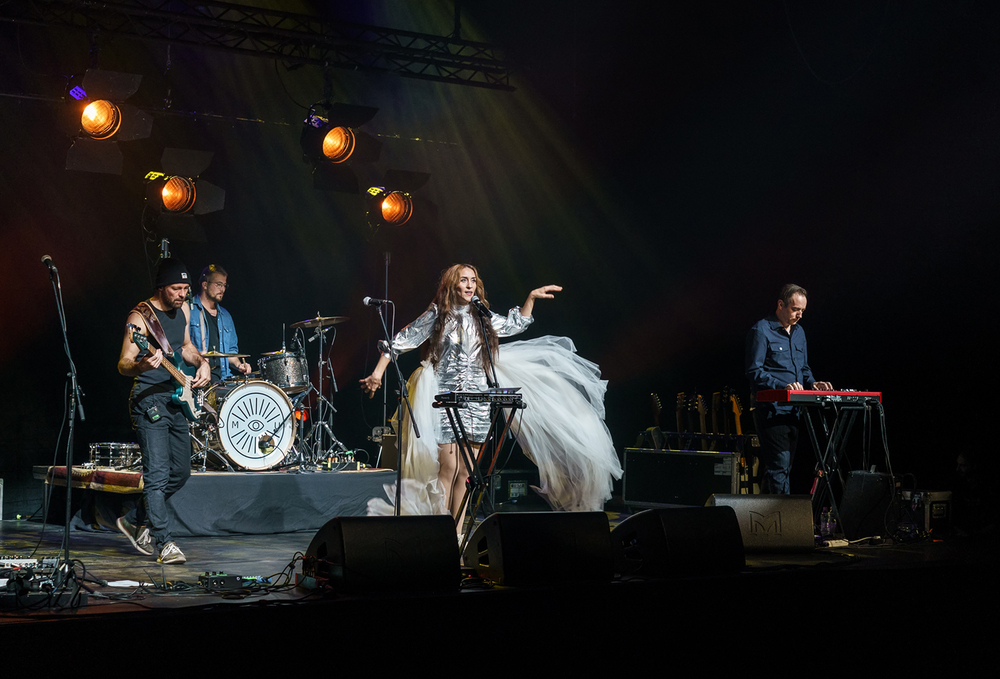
[
  {"xmin": 37, "ymin": 465, "xmax": 398, "ymax": 536},
  {"xmin": 2, "ymin": 508, "xmax": 996, "ymax": 670}
]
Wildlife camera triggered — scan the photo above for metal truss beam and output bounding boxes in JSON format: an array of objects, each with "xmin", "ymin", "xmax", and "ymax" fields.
[{"xmin": 0, "ymin": 0, "xmax": 514, "ymax": 91}]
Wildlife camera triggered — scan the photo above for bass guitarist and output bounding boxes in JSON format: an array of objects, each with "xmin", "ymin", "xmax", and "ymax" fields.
[{"xmin": 116, "ymin": 257, "xmax": 210, "ymax": 564}]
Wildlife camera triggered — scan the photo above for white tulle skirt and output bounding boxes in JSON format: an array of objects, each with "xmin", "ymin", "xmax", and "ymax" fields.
[{"xmin": 367, "ymin": 336, "xmax": 623, "ymax": 516}]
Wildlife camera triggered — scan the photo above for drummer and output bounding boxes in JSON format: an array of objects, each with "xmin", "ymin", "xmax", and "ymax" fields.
[{"xmin": 189, "ymin": 264, "xmax": 251, "ymax": 382}]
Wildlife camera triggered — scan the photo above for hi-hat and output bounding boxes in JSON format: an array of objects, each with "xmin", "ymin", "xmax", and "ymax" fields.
[
  {"xmin": 202, "ymin": 351, "xmax": 250, "ymax": 358},
  {"xmin": 290, "ymin": 315, "xmax": 349, "ymax": 329}
]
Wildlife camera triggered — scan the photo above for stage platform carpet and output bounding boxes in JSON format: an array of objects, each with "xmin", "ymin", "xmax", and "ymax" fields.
[{"xmin": 1, "ymin": 511, "xmax": 997, "ymax": 671}]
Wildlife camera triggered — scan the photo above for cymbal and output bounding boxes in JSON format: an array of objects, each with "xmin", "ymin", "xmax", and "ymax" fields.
[
  {"xmin": 261, "ymin": 349, "xmax": 296, "ymax": 356},
  {"xmin": 203, "ymin": 351, "xmax": 250, "ymax": 358},
  {"xmin": 290, "ymin": 315, "xmax": 349, "ymax": 329}
]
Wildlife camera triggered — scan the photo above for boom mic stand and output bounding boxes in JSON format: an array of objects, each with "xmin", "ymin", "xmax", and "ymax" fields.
[
  {"xmin": 459, "ymin": 300, "xmax": 505, "ymax": 535},
  {"xmin": 43, "ymin": 255, "xmax": 91, "ymax": 604},
  {"xmin": 370, "ymin": 300, "xmax": 420, "ymax": 516}
]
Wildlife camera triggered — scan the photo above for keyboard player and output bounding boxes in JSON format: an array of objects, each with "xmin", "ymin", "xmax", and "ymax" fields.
[{"xmin": 745, "ymin": 284, "xmax": 833, "ymax": 494}]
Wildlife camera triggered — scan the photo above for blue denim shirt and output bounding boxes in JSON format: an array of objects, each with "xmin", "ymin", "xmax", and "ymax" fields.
[
  {"xmin": 746, "ymin": 315, "xmax": 815, "ymax": 414},
  {"xmin": 189, "ymin": 296, "xmax": 240, "ymax": 380}
]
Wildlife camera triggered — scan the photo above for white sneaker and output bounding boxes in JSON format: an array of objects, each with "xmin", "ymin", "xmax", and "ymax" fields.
[
  {"xmin": 116, "ymin": 516, "xmax": 154, "ymax": 556},
  {"xmin": 157, "ymin": 541, "xmax": 187, "ymax": 564}
]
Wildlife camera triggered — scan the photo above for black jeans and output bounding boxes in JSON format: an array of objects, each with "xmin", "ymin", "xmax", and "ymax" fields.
[{"xmin": 132, "ymin": 390, "xmax": 191, "ymax": 550}]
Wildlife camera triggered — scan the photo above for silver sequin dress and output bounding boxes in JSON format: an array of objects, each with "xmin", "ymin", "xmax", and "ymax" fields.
[{"xmin": 381, "ymin": 303, "xmax": 533, "ymax": 443}]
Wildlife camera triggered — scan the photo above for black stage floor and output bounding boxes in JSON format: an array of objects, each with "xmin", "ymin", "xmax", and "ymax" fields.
[{"xmin": 2, "ymin": 512, "xmax": 998, "ymax": 671}]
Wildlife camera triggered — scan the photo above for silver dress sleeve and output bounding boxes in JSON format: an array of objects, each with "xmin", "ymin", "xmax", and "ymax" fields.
[
  {"xmin": 491, "ymin": 307, "xmax": 534, "ymax": 338},
  {"xmin": 379, "ymin": 305, "xmax": 438, "ymax": 359}
]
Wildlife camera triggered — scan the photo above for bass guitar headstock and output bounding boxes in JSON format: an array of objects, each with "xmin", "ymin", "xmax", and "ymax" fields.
[{"xmin": 126, "ymin": 323, "xmax": 150, "ymax": 352}]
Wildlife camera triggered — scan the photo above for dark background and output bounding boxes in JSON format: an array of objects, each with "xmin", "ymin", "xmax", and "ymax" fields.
[{"xmin": 1, "ymin": 1, "xmax": 993, "ymax": 518}]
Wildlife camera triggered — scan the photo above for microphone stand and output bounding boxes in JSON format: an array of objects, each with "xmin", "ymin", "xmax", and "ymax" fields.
[
  {"xmin": 471, "ymin": 300, "xmax": 499, "ymax": 389},
  {"xmin": 372, "ymin": 301, "xmax": 419, "ymax": 516},
  {"xmin": 465, "ymin": 300, "xmax": 502, "ymax": 529},
  {"xmin": 46, "ymin": 258, "xmax": 87, "ymax": 602}
]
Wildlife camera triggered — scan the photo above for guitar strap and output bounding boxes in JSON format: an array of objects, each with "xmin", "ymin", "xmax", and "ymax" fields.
[
  {"xmin": 132, "ymin": 301, "xmax": 175, "ymax": 357},
  {"xmin": 129, "ymin": 301, "xmax": 216, "ymax": 420}
]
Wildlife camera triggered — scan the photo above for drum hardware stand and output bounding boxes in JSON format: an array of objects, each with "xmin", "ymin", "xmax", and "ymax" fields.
[
  {"xmin": 303, "ymin": 322, "xmax": 349, "ymax": 462},
  {"xmin": 189, "ymin": 417, "xmax": 235, "ymax": 472},
  {"xmin": 187, "ymin": 390, "xmax": 215, "ymax": 471},
  {"xmin": 277, "ymin": 389, "xmax": 321, "ymax": 472},
  {"xmin": 189, "ymin": 426, "xmax": 208, "ymax": 471}
]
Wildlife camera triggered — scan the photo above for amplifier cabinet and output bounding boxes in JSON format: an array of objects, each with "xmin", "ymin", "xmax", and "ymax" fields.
[{"xmin": 623, "ymin": 448, "xmax": 739, "ymax": 508}]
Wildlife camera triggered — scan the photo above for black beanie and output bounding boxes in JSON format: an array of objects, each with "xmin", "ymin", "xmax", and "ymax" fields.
[{"xmin": 155, "ymin": 258, "xmax": 191, "ymax": 287}]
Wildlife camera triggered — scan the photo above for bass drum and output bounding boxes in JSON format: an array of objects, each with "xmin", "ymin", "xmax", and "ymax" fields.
[
  {"xmin": 204, "ymin": 374, "xmax": 256, "ymax": 411},
  {"xmin": 210, "ymin": 380, "xmax": 296, "ymax": 471}
]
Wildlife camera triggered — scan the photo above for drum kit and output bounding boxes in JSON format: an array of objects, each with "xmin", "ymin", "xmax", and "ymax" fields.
[{"xmin": 190, "ymin": 314, "xmax": 351, "ymax": 472}]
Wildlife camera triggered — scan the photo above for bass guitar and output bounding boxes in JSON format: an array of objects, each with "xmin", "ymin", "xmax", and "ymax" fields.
[{"xmin": 127, "ymin": 323, "xmax": 203, "ymax": 421}]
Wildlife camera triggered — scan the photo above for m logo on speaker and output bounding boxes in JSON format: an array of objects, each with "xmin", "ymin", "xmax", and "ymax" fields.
[{"xmin": 749, "ymin": 510, "xmax": 782, "ymax": 535}]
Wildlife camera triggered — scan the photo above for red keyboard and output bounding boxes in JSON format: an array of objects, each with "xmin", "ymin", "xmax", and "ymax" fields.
[{"xmin": 755, "ymin": 389, "xmax": 882, "ymax": 404}]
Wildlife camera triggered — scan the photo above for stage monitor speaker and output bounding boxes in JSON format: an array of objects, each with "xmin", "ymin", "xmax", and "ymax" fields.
[
  {"xmin": 304, "ymin": 515, "xmax": 459, "ymax": 592},
  {"xmin": 840, "ymin": 471, "xmax": 894, "ymax": 540},
  {"xmin": 706, "ymin": 494, "xmax": 814, "ymax": 552},
  {"xmin": 612, "ymin": 507, "xmax": 746, "ymax": 577},
  {"xmin": 462, "ymin": 512, "xmax": 613, "ymax": 587}
]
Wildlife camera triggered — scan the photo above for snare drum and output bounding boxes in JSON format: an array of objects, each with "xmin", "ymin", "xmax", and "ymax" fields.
[
  {"xmin": 88, "ymin": 442, "xmax": 141, "ymax": 469},
  {"xmin": 209, "ymin": 380, "xmax": 296, "ymax": 471},
  {"xmin": 258, "ymin": 352, "xmax": 309, "ymax": 393}
]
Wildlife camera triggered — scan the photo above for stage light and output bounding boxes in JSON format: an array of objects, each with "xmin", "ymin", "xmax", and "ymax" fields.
[
  {"xmin": 301, "ymin": 102, "xmax": 382, "ymax": 193},
  {"xmin": 81, "ymin": 100, "xmax": 121, "ymax": 140},
  {"xmin": 146, "ymin": 172, "xmax": 223, "ymax": 215},
  {"xmin": 322, "ymin": 126, "xmax": 355, "ymax": 162},
  {"xmin": 65, "ymin": 69, "xmax": 153, "ymax": 175},
  {"xmin": 372, "ymin": 189, "xmax": 414, "ymax": 226},
  {"xmin": 365, "ymin": 170, "xmax": 436, "ymax": 234},
  {"xmin": 143, "ymin": 149, "xmax": 226, "ymax": 242},
  {"xmin": 161, "ymin": 177, "xmax": 197, "ymax": 213}
]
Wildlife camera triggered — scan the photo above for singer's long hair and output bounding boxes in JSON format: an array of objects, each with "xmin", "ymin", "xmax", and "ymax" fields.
[{"xmin": 422, "ymin": 263, "xmax": 499, "ymax": 370}]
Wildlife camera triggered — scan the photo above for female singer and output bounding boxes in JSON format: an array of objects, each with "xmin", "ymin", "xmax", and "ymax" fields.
[{"xmin": 361, "ymin": 264, "xmax": 621, "ymax": 523}]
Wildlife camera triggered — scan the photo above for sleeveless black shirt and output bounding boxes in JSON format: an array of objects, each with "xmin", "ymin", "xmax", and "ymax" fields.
[{"xmin": 134, "ymin": 303, "xmax": 189, "ymax": 399}]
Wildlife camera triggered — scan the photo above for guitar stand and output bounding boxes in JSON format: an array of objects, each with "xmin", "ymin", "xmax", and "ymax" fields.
[{"xmin": 433, "ymin": 398, "xmax": 525, "ymax": 554}]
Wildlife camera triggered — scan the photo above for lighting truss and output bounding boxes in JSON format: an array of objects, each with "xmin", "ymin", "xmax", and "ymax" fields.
[{"xmin": 0, "ymin": 0, "xmax": 514, "ymax": 91}]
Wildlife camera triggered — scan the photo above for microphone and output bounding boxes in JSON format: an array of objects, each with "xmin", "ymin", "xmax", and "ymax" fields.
[
  {"xmin": 258, "ymin": 434, "xmax": 275, "ymax": 454},
  {"xmin": 41, "ymin": 254, "xmax": 57, "ymax": 272},
  {"xmin": 363, "ymin": 296, "xmax": 389, "ymax": 307},
  {"xmin": 470, "ymin": 295, "xmax": 490, "ymax": 315}
]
